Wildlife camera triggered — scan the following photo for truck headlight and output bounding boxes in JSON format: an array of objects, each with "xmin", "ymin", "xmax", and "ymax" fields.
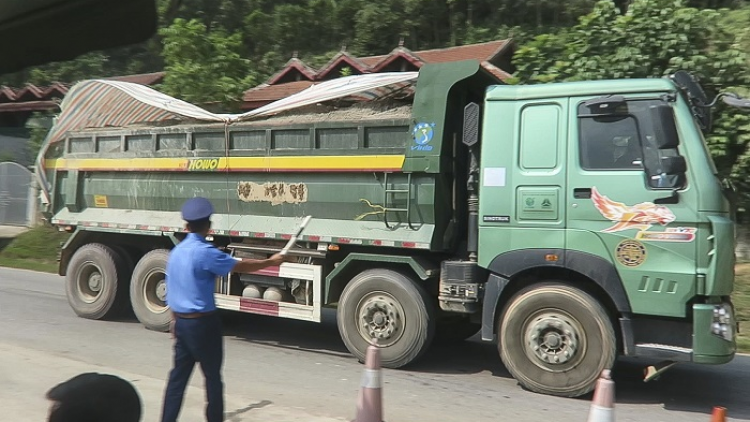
[{"xmin": 711, "ymin": 303, "xmax": 735, "ymax": 341}]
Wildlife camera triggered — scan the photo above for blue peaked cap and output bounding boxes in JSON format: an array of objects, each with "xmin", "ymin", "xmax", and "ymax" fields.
[{"xmin": 181, "ymin": 197, "xmax": 214, "ymax": 222}]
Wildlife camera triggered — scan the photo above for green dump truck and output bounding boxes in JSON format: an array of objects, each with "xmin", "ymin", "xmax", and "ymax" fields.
[{"xmin": 36, "ymin": 60, "xmax": 744, "ymax": 397}]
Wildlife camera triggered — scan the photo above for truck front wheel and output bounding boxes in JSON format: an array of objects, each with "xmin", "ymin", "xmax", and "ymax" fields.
[
  {"xmin": 130, "ymin": 249, "xmax": 171, "ymax": 332},
  {"xmin": 337, "ymin": 269, "xmax": 435, "ymax": 368},
  {"xmin": 65, "ymin": 243, "xmax": 129, "ymax": 320},
  {"xmin": 498, "ymin": 282, "xmax": 616, "ymax": 397}
]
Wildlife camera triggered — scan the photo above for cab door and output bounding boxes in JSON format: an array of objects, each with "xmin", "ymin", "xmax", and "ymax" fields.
[
  {"xmin": 565, "ymin": 96, "xmax": 698, "ymax": 318},
  {"xmin": 478, "ymin": 99, "xmax": 568, "ymax": 264}
]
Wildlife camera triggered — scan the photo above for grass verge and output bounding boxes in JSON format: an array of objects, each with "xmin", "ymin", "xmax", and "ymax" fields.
[
  {"xmin": 0, "ymin": 225, "xmax": 68, "ymax": 274},
  {"xmin": 733, "ymin": 263, "xmax": 750, "ymax": 353}
]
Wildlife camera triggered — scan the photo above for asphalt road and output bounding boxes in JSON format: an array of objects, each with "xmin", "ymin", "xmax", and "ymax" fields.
[{"xmin": 1, "ymin": 266, "xmax": 748, "ymax": 422}]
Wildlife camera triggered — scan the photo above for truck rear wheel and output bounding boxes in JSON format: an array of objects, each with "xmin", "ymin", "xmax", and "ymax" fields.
[
  {"xmin": 337, "ymin": 269, "xmax": 435, "ymax": 368},
  {"xmin": 130, "ymin": 249, "xmax": 171, "ymax": 332},
  {"xmin": 498, "ymin": 282, "xmax": 616, "ymax": 397},
  {"xmin": 65, "ymin": 243, "xmax": 129, "ymax": 320}
]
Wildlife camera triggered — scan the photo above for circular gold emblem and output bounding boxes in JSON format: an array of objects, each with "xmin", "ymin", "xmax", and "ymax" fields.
[{"xmin": 615, "ymin": 239, "xmax": 646, "ymax": 267}]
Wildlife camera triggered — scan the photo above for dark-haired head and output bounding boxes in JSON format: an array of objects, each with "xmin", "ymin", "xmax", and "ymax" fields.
[
  {"xmin": 186, "ymin": 217, "xmax": 211, "ymax": 234},
  {"xmin": 47, "ymin": 373, "xmax": 141, "ymax": 422}
]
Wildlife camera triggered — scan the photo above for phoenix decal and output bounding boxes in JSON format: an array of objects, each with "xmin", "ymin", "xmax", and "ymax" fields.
[{"xmin": 591, "ymin": 187, "xmax": 675, "ymax": 233}]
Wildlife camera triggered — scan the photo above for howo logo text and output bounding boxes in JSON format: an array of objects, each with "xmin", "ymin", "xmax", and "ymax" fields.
[{"xmin": 187, "ymin": 158, "xmax": 220, "ymax": 171}]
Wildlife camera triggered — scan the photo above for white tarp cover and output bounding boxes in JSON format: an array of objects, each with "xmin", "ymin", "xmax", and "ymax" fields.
[{"xmin": 35, "ymin": 71, "xmax": 419, "ymax": 202}]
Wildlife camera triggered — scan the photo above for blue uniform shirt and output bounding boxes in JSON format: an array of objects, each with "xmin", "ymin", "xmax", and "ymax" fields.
[{"xmin": 165, "ymin": 233, "xmax": 237, "ymax": 313}]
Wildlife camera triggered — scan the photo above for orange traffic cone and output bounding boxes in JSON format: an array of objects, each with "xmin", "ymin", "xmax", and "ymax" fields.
[
  {"xmin": 710, "ymin": 406, "xmax": 727, "ymax": 422},
  {"xmin": 587, "ymin": 369, "xmax": 615, "ymax": 422},
  {"xmin": 354, "ymin": 345, "xmax": 383, "ymax": 422}
]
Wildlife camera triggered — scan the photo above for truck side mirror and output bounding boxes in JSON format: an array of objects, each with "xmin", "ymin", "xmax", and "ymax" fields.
[
  {"xmin": 647, "ymin": 156, "xmax": 686, "ymax": 201},
  {"xmin": 650, "ymin": 105, "xmax": 680, "ymax": 149},
  {"xmin": 722, "ymin": 94, "xmax": 750, "ymax": 109},
  {"xmin": 671, "ymin": 70, "xmax": 712, "ymax": 132},
  {"xmin": 660, "ymin": 156, "xmax": 687, "ymax": 175}
]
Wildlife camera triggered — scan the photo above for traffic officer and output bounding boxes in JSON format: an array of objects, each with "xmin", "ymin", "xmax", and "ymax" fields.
[{"xmin": 161, "ymin": 197, "xmax": 287, "ymax": 422}]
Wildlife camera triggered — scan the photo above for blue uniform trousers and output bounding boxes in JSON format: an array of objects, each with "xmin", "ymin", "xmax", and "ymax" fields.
[{"xmin": 161, "ymin": 313, "xmax": 223, "ymax": 422}]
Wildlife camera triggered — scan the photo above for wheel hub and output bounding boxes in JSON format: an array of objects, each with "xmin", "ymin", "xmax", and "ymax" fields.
[
  {"xmin": 75, "ymin": 262, "xmax": 104, "ymax": 303},
  {"xmin": 357, "ymin": 293, "xmax": 405, "ymax": 347},
  {"xmin": 143, "ymin": 270, "xmax": 168, "ymax": 313},
  {"xmin": 155, "ymin": 280, "xmax": 167, "ymax": 302},
  {"xmin": 88, "ymin": 273, "xmax": 102, "ymax": 292},
  {"xmin": 526, "ymin": 314, "xmax": 579, "ymax": 365}
]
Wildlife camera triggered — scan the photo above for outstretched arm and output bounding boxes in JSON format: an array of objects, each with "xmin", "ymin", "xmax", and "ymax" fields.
[{"xmin": 232, "ymin": 253, "xmax": 287, "ymax": 273}]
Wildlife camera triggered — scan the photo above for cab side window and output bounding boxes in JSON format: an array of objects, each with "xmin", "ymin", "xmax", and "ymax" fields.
[
  {"xmin": 577, "ymin": 99, "xmax": 686, "ymax": 190},
  {"xmin": 579, "ymin": 115, "xmax": 642, "ymax": 171}
]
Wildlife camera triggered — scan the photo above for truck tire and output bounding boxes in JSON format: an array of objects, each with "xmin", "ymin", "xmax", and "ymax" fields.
[
  {"xmin": 111, "ymin": 245, "xmax": 135, "ymax": 274},
  {"xmin": 110, "ymin": 245, "xmax": 136, "ymax": 316},
  {"xmin": 498, "ymin": 282, "xmax": 616, "ymax": 397},
  {"xmin": 337, "ymin": 269, "xmax": 435, "ymax": 368},
  {"xmin": 65, "ymin": 243, "xmax": 129, "ymax": 320},
  {"xmin": 130, "ymin": 249, "xmax": 171, "ymax": 332}
]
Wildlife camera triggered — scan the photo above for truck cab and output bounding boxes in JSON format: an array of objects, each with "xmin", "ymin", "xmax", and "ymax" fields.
[{"xmin": 472, "ymin": 73, "xmax": 736, "ymax": 396}]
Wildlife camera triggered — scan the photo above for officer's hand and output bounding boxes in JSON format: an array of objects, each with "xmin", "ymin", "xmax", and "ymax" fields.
[{"xmin": 268, "ymin": 253, "xmax": 290, "ymax": 266}]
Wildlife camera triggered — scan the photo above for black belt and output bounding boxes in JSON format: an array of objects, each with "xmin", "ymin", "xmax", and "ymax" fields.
[{"xmin": 173, "ymin": 310, "xmax": 217, "ymax": 319}]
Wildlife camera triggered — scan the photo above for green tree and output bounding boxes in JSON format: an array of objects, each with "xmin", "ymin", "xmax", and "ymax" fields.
[
  {"xmin": 7, "ymin": 0, "xmax": 750, "ymax": 90},
  {"xmin": 270, "ymin": 4, "xmax": 322, "ymax": 56},
  {"xmin": 333, "ymin": 0, "xmax": 366, "ymax": 46},
  {"xmin": 243, "ymin": 9, "xmax": 275, "ymax": 57},
  {"xmin": 512, "ymin": 0, "xmax": 750, "ymax": 205},
  {"xmin": 159, "ymin": 18, "xmax": 255, "ymax": 109},
  {"xmin": 25, "ymin": 112, "xmax": 55, "ymax": 160},
  {"xmin": 354, "ymin": 1, "xmax": 408, "ymax": 54},
  {"xmin": 514, "ymin": 0, "xmax": 748, "ymax": 85}
]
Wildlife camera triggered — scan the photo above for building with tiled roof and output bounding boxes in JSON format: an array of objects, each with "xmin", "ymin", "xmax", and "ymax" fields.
[
  {"xmin": 0, "ymin": 72, "xmax": 164, "ymax": 125},
  {"xmin": 242, "ymin": 39, "xmax": 515, "ymax": 111},
  {"xmin": 0, "ymin": 72, "xmax": 164, "ymax": 165}
]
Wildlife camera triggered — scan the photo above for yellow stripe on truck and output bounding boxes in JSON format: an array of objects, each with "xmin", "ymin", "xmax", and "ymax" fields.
[{"xmin": 44, "ymin": 155, "xmax": 406, "ymax": 172}]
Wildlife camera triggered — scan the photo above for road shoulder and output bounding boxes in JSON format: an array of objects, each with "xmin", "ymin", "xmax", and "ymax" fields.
[{"xmin": 0, "ymin": 342, "xmax": 348, "ymax": 422}]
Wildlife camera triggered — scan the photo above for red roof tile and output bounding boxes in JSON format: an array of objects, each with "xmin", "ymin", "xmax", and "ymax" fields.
[
  {"xmin": 16, "ymin": 84, "xmax": 45, "ymax": 101},
  {"xmin": 0, "ymin": 72, "xmax": 164, "ymax": 113},
  {"xmin": 414, "ymin": 40, "xmax": 509, "ymax": 64},
  {"xmin": 0, "ymin": 86, "xmax": 17, "ymax": 101},
  {"xmin": 267, "ymin": 59, "xmax": 317, "ymax": 85},
  {"xmin": 242, "ymin": 80, "xmax": 315, "ymax": 103},
  {"xmin": 481, "ymin": 61, "xmax": 513, "ymax": 81},
  {"xmin": 358, "ymin": 54, "xmax": 388, "ymax": 68},
  {"xmin": 370, "ymin": 48, "xmax": 424, "ymax": 73},
  {"xmin": 316, "ymin": 52, "xmax": 373, "ymax": 79},
  {"xmin": 42, "ymin": 82, "xmax": 68, "ymax": 98},
  {"xmin": 243, "ymin": 39, "xmax": 514, "ymax": 110},
  {"xmin": 105, "ymin": 72, "xmax": 165, "ymax": 86},
  {"xmin": 263, "ymin": 39, "xmax": 511, "ymax": 85},
  {"xmin": 0, "ymin": 100, "xmax": 60, "ymax": 112},
  {"xmin": 0, "ymin": 83, "xmax": 67, "ymax": 105}
]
